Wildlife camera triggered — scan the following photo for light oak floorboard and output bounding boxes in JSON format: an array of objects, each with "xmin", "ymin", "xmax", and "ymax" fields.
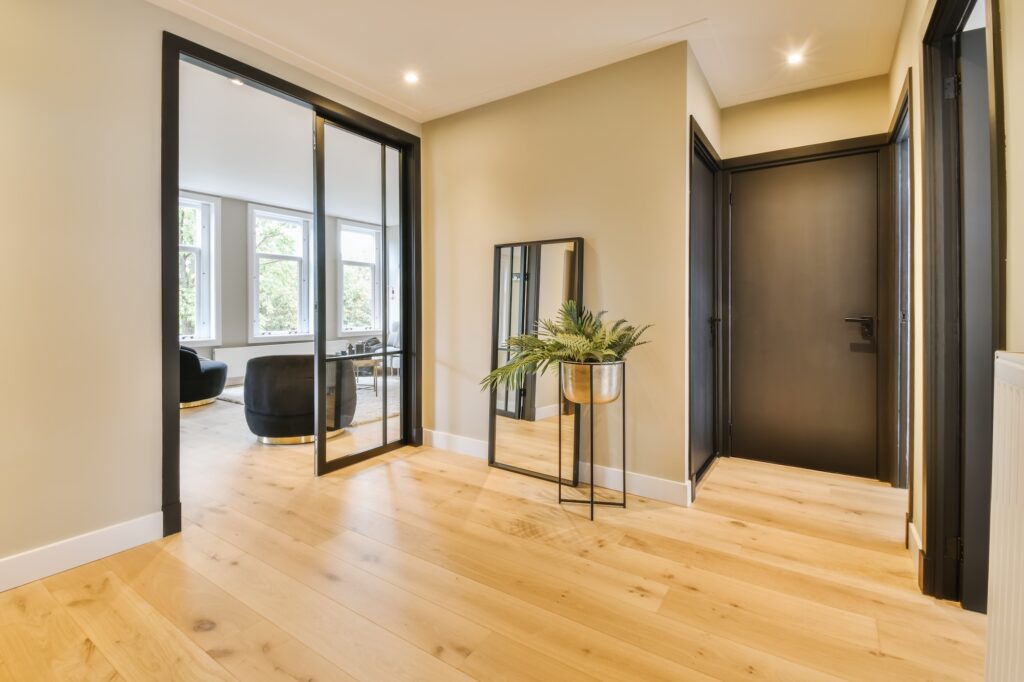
[
  {"xmin": 0, "ymin": 402, "xmax": 985, "ymax": 680},
  {"xmin": 43, "ymin": 563, "xmax": 232, "ymax": 681},
  {"xmin": 0, "ymin": 582, "xmax": 123, "ymax": 682},
  {"xmin": 102, "ymin": 539, "xmax": 355, "ymax": 682}
]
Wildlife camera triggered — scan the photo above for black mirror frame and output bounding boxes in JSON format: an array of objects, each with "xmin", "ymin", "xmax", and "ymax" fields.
[{"xmin": 487, "ymin": 237, "xmax": 583, "ymax": 486}]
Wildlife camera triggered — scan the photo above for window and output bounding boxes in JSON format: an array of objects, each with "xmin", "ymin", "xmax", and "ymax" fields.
[
  {"xmin": 178, "ymin": 193, "xmax": 220, "ymax": 345},
  {"xmin": 338, "ymin": 221, "xmax": 382, "ymax": 335},
  {"xmin": 249, "ymin": 205, "xmax": 312, "ymax": 341}
]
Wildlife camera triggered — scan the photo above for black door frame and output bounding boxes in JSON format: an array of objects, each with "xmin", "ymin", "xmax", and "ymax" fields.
[
  {"xmin": 161, "ymin": 33, "xmax": 423, "ymax": 535},
  {"xmin": 885, "ymin": 72, "xmax": 916, "ymax": 533},
  {"xmin": 688, "ymin": 117, "xmax": 726, "ymax": 489},
  {"xmin": 920, "ymin": 0, "xmax": 1006, "ymax": 606}
]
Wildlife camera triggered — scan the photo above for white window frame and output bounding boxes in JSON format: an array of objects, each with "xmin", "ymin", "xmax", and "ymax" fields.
[
  {"xmin": 178, "ymin": 191, "xmax": 221, "ymax": 347},
  {"xmin": 337, "ymin": 219, "xmax": 382, "ymax": 337},
  {"xmin": 248, "ymin": 204, "xmax": 314, "ymax": 343}
]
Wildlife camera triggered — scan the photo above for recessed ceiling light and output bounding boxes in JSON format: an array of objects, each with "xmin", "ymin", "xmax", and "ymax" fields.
[
  {"xmin": 403, "ymin": 71, "xmax": 419, "ymax": 84},
  {"xmin": 787, "ymin": 52, "xmax": 804, "ymax": 65},
  {"xmin": 230, "ymin": 77, "xmax": 244, "ymax": 85}
]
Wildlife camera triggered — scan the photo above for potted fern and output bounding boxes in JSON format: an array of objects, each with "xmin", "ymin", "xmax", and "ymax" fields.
[{"xmin": 481, "ymin": 301, "xmax": 650, "ymax": 404}]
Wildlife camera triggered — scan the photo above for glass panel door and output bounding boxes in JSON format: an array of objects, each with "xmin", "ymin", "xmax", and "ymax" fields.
[
  {"xmin": 384, "ymin": 146, "xmax": 403, "ymax": 445},
  {"xmin": 317, "ymin": 120, "xmax": 403, "ymax": 470}
]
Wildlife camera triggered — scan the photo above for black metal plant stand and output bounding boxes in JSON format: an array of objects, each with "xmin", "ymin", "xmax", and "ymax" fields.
[{"xmin": 558, "ymin": 362, "xmax": 627, "ymax": 520}]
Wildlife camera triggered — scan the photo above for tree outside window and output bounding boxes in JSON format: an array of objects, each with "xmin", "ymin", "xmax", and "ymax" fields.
[
  {"xmin": 339, "ymin": 224, "xmax": 381, "ymax": 334},
  {"xmin": 250, "ymin": 207, "xmax": 311, "ymax": 340}
]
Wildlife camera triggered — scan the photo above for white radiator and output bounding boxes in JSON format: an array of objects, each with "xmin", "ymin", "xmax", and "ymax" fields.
[{"xmin": 986, "ymin": 351, "xmax": 1024, "ymax": 681}]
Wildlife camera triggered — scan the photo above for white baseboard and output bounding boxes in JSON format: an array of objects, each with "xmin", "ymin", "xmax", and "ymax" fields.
[
  {"xmin": 534, "ymin": 404, "xmax": 560, "ymax": 420},
  {"xmin": 0, "ymin": 512, "xmax": 164, "ymax": 593},
  {"xmin": 423, "ymin": 429, "xmax": 690, "ymax": 507},
  {"xmin": 579, "ymin": 464, "xmax": 691, "ymax": 507},
  {"xmin": 424, "ymin": 429, "xmax": 488, "ymax": 459},
  {"xmin": 908, "ymin": 520, "xmax": 923, "ymax": 580}
]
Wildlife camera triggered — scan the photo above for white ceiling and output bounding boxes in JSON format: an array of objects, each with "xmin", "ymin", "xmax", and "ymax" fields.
[
  {"xmin": 154, "ymin": 0, "xmax": 908, "ymax": 122},
  {"xmin": 180, "ymin": 60, "xmax": 400, "ymax": 223}
]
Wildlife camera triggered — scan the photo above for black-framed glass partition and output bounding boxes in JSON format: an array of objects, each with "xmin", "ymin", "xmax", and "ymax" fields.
[
  {"xmin": 320, "ymin": 122, "xmax": 404, "ymax": 468},
  {"xmin": 163, "ymin": 33, "xmax": 422, "ymax": 533},
  {"xmin": 488, "ymin": 238, "xmax": 583, "ymax": 484}
]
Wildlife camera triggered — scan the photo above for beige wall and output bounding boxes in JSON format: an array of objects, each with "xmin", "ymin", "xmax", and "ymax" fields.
[
  {"xmin": 424, "ymin": 44, "xmax": 692, "ymax": 483},
  {"xmin": 0, "ymin": 0, "xmax": 418, "ymax": 559},
  {"xmin": 1002, "ymin": 0, "xmax": 1024, "ymax": 349},
  {"xmin": 721, "ymin": 76, "xmax": 892, "ymax": 159},
  {"xmin": 687, "ymin": 45, "xmax": 722, "ymax": 154}
]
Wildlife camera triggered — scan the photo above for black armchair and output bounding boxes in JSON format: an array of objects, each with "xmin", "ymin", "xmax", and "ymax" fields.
[
  {"xmin": 243, "ymin": 355, "xmax": 356, "ymax": 444},
  {"xmin": 180, "ymin": 346, "xmax": 228, "ymax": 407}
]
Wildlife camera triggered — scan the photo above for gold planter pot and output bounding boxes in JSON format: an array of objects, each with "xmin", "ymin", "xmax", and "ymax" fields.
[{"xmin": 560, "ymin": 360, "xmax": 624, "ymax": 404}]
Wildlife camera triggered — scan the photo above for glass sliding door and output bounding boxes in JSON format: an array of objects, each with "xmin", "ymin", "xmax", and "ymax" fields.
[
  {"xmin": 316, "ymin": 119, "xmax": 404, "ymax": 471},
  {"xmin": 164, "ymin": 36, "xmax": 422, "ymax": 532},
  {"xmin": 384, "ymin": 146, "xmax": 403, "ymax": 445}
]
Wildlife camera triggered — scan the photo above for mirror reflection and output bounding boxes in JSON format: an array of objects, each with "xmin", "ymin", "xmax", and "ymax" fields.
[{"xmin": 490, "ymin": 239, "xmax": 583, "ymax": 483}]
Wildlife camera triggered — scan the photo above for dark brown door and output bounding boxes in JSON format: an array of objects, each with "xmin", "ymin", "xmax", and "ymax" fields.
[{"xmin": 730, "ymin": 153, "xmax": 878, "ymax": 477}]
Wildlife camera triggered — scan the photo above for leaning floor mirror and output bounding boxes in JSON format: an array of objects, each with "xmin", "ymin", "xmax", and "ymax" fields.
[{"xmin": 488, "ymin": 238, "xmax": 583, "ymax": 484}]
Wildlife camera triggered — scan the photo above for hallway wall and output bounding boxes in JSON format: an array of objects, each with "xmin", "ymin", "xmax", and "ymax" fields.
[
  {"xmin": 0, "ymin": 0, "xmax": 418, "ymax": 562},
  {"xmin": 423, "ymin": 44, "xmax": 707, "ymax": 494},
  {"xmin": 720, "ymin": 76, "xmax": 892, "ymax": 159}
]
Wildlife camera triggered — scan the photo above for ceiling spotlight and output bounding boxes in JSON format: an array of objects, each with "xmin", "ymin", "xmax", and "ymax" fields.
[
  {"xmin": 230, "ymin": 77, "xmax": 244, "ymax": 85},
  {"xmin": 403, "ymin": 71, "xmax": 420, "ymax": 84},
  {"xmin": 787, "ymin": 52, "xmax": 804, "ymax": 65}
]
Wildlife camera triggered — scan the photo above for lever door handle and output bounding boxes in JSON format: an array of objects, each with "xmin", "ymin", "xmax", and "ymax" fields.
[{"xmin": 844, "ymin": 316, "xmax": 875, "ymax": 341}]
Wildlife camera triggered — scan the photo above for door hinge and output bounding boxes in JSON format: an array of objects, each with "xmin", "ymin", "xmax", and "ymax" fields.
[
  {"xmin": 943, "ymin": 75, "xmax": 961, "ymax": 100},
  {"xmin": 945, "ymin": 535, "xmax": 964, "ymax": 561}
]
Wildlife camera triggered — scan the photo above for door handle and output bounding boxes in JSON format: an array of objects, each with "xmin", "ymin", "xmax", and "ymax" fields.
[{"xmin": 844, "ymin": 316, "xmax": 875, "ymax": 341}]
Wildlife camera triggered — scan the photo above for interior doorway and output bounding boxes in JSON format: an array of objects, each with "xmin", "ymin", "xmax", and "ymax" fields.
[
  {"xmin": 892, "ymin": 91, "xmax": 913, "ymax": 492},
  {"xmin": 688, "ymin": 119, "xmax": 723, "ymax": 486},
  {"xmin": 161, "ymin": 34, "xmax": 422, "ymax": 536},
  {"xmin": 921, "ymin": 0, "xmax": 1006, "ymax": 612}
]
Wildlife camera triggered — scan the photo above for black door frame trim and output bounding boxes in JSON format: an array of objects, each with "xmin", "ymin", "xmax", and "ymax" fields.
[
  {"xmin": 885, "ymin": 70, "xmax": 917, "ymax": 538},
  {"xmin": 920, "ymin": 0, "xmax": 1007, "ymax": 604},
  {"xmin": 161, "ymin": 32, "xmax": 423, "ymax": 535},
  {"xmin": 722, "ymin": 134, "xmax": 890, "ymax": 172},
  {"xmin": 882, "ymin": 72, "xmax": 916, "ymax": 492},
  {"xmin": 688, "ymin": 117, "xmax": 725, "ymax": 489}
]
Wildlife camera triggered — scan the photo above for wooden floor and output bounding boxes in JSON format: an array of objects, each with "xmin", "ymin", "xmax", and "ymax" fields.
[
  {"xmin": 0, "ymin": 403, "xmax": 986, "ymax": 680},
  {"xmin": 495, "ymin": 413, "xmax": 575, "ymax": 480}
]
